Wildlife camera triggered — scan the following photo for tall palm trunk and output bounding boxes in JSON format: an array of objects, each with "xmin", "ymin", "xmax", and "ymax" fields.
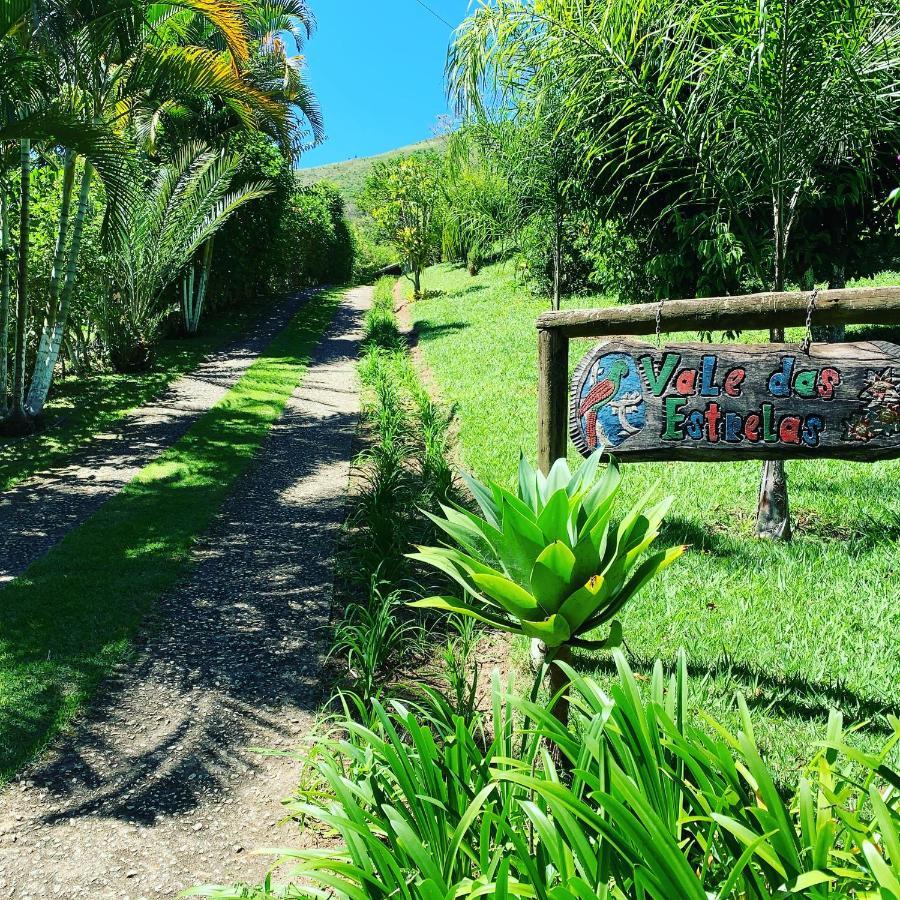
[
  {"xmin": 551, "ymin": 206, "xmax": 562, "ymax": 311},
  {"xmin": 26, "ymin": 152, "xmax": 75, "ymax": 416},
  {"xmin": 26, "ymin": 160, "xmax": 93, "ymax": 417},
  {"xmin": 10, "ymin": 139, "xmax": 30, "ymax": 425},
  {"xmin": 0, "ymin": 180, "xmax": 10, "ymax": 415}
]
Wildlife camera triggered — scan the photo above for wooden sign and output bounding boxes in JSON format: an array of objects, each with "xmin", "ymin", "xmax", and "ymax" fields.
[{"xmin": 570, "ymin": 339, "xmax": 900, "ymax": 462}]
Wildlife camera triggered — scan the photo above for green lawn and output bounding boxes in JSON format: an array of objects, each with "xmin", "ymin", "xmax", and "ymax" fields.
[
  {"xmin": 0, "ymin": 288, "xmax": 341, "ymax": 780},
  {"xmin": 410, "ymin": 262, "xmax": 900, "ymax": 780},
  {"xmin": 0, "ymin": 304, "xmax": 269, "ymax": 493}
]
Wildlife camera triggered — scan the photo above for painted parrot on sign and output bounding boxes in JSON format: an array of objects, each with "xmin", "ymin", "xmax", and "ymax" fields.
[{"xmin": 578, "ymin": 358, "xmax": 629, "ymax": 447}]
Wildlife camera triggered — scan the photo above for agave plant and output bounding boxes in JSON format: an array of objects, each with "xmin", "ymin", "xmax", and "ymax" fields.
[
  {"xmin": 409, "ymin": 449, "xmax": 685, "ymax": 720},
  {"xmin": 410, "ymin": 450, "xmax": 683, "ymax": 649}
]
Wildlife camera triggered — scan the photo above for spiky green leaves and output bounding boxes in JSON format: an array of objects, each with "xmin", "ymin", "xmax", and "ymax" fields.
[{"xmin": 410, "ymin": 449, "xmax": 685, "ymax": 648}]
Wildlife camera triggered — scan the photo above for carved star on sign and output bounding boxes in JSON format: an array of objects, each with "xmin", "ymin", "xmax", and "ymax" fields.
[{"xmin": 859, "ymin": 368, "xmax": 900, "ymax": 405}]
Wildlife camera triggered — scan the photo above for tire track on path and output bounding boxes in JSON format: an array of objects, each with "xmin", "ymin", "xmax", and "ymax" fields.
[{"xmin": 0, "ymin": 290, "xmax": 316, "ymax": 585}]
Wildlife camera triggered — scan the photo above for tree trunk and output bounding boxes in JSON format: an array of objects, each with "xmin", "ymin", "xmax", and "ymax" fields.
[
  {"xmin": 756, "ymin": 208, "xmax": 791, "ymax": 539},
  {"xmin": 26, "ymin": 153, "xmax": 76, "ymax": 417},
  {"xmin": 551, "ymin": 210, "xmax": 562, "ymax": 311},
  {"xmin": 547, "ymin": 643, "xmax": 572, "ymax": 728},
  {"xmin": 413, "ymin": 267, "xmax": 422, "ymax": 299},
  {"xmin": 811, "ymin": 267, "xmax": 846, "ymax": 343},
  {"xmin": 9, "ymin": 139, "xmax": 30, "ymax": 427},
  {"xmin": 181, "ymin": 265, "xmax": 195, "ymax": 333},
  {"xmin": 0, "ymin": 180, "xmax": 10, "ymax": 415},
  {"xmin": 756, "ymin": 457, "xmax": 791, "ymax": 540},
  {"xmin": 25, "ymin": 161, "xmax": 93, "ymax": 418},
  {"xmin": 182, "ymin": 237, "xmax": 214, "ymax": 336},
  {"xmin": 756, "ymin": 324, "xmax": 792, "ymax": 539}
]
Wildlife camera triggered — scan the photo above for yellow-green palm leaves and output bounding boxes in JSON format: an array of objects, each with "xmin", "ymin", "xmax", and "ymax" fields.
[{"xmin": 410, "ymin": 450, "xmax": 685, "ymax": 649}]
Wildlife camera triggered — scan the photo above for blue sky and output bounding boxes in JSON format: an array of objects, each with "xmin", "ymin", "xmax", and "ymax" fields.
[{"xmin": 295, "ymin": 1, "xmax": 470, "ymax": 168}]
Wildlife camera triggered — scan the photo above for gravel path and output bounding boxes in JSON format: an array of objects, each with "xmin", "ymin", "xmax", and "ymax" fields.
[
  {"xmin": 0, "ymin": 289, "xmax": 318, "ymax": 586},
  {"xmin": 0, "ymin": 285, "xmax": 371, "ymax": 898}
]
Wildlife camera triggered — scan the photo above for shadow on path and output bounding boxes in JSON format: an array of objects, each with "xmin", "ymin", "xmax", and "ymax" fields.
[
  {"xmin": 0, "ymin": 290, "xmax": 317, "ymax": 585},
  {"xmin": 0, "ymin": 288, "xmax": 370, "ymax": 898}
]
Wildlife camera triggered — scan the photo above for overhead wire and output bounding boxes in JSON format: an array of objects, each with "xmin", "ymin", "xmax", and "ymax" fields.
[{"xmin": 411, "ymin": 0, "xmax": 454, "ymax": 29}]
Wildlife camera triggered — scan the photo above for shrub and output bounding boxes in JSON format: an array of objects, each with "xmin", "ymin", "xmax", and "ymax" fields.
[
  {"xmin": 208, "ymin": 137, "xmax": 354, "ymax": 308},
  {"xmin": 517, "ymin": 210, "xmax": 597, "ymax": 298},
  {"xmin": 287, "ymin": 182, "xmax": 354, "ymax": 286},
  {"xmin": 329, "ymin": 580, "xmax": 420, "ymax": 704},
  {"xmin": 100, "ymin": 147, "xmax": 269, "ymax": 371},
  {"xmin": 410, "ymin": 451, "xmax": 684, "ymax": 722},
  {"xmin": 195, "ymin": 653, "xmax": 900, "ymax": 899},
  {"xmin": 350, "ymin": 220, "xmax": 396, "ymax": 284},
  {"xmin": 205, "ymin": 133, "xmax": 296, "ymax": 308}
]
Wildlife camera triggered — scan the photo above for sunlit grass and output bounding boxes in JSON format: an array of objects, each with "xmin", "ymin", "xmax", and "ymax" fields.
[
  {"xmin": 411, "ymin": 262, "xmax": 900, "ymax": 780},
  {"xmin": 0, "ymin": 303, "xmax": 270, "ymax": 493},
  {"xmin": 0, "ymin": 289, "xmax": 341, "ymax": 781}
]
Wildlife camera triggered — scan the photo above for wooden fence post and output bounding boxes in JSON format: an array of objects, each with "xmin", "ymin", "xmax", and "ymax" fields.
[{"xmin": 537, "ymin": 328, "xmax": 569, "ymax": 474}]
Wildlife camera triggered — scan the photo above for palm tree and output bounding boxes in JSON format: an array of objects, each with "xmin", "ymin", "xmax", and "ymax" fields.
[
  {"xmin": 11, "ymin": 0, "xmax": 279, "ymax": 417},
  {"xmin": 135, "ymin": 0, "xmax": 323, "ymax": 334},
  {"xmin": 449, "ymin": 0, "xmax": 900, "ymax": 538},
  {"xmin": 100, "ymin": 144, "xmax": 269, "ymax": 371},
  {"xmin": 0, "ymin": 174, "xmax": 10, "ymax": 415},
  {"xmin": 441, "ymin": 125, "xmax": 517, "ymax": 277},
  {"xmin": 1, "ymin": 0, "xmax": 322, "ymax": 417}
]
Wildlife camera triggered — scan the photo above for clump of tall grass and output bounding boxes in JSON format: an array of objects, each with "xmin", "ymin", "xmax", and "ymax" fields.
[
  {"xmin": 329, "ymin": 580, "xmax": 420, "ymax": 702},
  {"xmin": 332, "ymin": 277, "xmax": 457, "ymax": 703},
  {"xmin": 198, "ymin": 653, "xmax": 900, "ymax": 900},
  {"xmin": 345, "ymin": 277, "xmax": 449, "ymax": 584}
]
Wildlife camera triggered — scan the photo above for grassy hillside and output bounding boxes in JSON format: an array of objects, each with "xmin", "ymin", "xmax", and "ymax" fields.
[{"xmin": 296, "ymin": 137, "xmax": 445, "ymax": 219}]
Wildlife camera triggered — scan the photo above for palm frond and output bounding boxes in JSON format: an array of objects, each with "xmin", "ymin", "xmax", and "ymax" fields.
[{"xmin": 155, "ymin": 0, "xmax": 250, "ymax": 65}]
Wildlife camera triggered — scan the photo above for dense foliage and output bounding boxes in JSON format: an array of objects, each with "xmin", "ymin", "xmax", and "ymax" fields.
[
  {"xmin": 0, "ymin": 0, "xmax": 353, "ymax": 431},
  {"xmin": 445, "ymin": 0, "xmax": 900, "ymax": 304},
  {"xmin": 441, "ymin": 0, "xmax": 900, "ymax": 540},
  {"xmin": 210, "ymin": 135, "xmax": 354, "ymax": 307},
  {"xmin": 200, "ymin": 651, "xmax": 900, "ymax": 899}
]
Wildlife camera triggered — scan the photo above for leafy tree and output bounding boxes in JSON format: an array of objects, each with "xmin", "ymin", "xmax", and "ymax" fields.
[
  {"xmin": 359, "ymin": 151, "xmax": 442, "ymax": 298},
  {"xmin": 449, "ymin": 0, "xmax": 900, "ymax": 539},
  {"xmin": 440, "ymin": 125, "xmax": 516, "ymax": 276},
  {"xmin": 507, "ymin": 104, "xmax": 584, "ymax": 310},
  {"xmin": 0, "ymin": 0, "xmax": 323, "ymax": 422},
  {"xmin": 446, "ymin": 113, "xmax": 588, "ymax": 307}
]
